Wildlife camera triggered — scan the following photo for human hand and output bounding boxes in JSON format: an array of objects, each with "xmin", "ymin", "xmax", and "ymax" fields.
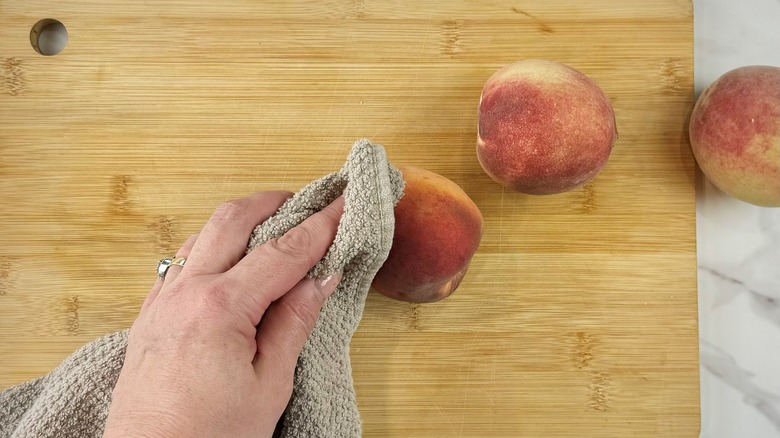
[{"xmin": 103, "ymin": 191, "xmax": 344, "ymax": 437}]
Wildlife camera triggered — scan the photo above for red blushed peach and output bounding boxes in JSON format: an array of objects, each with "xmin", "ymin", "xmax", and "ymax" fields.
[
  {"xmin": 689, "ymin": 65, "xmax": 780, "ymax": 207},
  {"xmin": 372, "ymin": 166, "xmax": 483, "ymax": 303},
  {"xmin": 477, "ymin": 59, "xmax": 618, "ymax": 194}
]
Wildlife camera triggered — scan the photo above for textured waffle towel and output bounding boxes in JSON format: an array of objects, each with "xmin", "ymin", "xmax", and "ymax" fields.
[{"xmin": 0, "ymin": 139, "xmax": 405, "ymax": 438}]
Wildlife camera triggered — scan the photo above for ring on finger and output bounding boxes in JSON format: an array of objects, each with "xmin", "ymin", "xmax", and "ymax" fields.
[{"xmin": 156, "ymin": 256, "xmax": 187, "ymax": 279}]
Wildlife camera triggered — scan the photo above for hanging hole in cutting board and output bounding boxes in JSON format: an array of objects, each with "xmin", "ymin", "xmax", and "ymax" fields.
[{"xmin": 30, "ymin": 19, "xmax": 68, "ymax": 56}]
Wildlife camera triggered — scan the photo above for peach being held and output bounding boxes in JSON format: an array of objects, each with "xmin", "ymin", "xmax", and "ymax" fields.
[
  {"xmin": 372, "ymin": 166, "xmax": 483, "ymax": 303},
  {"xmin": 689, "ymin": 65, "xmax": 780, "ymax": 207},
  {"xmin": 477, "ymin": 59, "xmax": 618, "ymax": 195}
]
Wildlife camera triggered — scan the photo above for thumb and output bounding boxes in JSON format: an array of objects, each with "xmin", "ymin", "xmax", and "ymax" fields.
[{"xmin": 253, "ymin": 272, "xmax": 342, "ymax": 392}]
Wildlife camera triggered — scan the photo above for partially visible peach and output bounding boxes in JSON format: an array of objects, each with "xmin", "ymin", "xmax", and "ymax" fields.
[
  {"xmin": 372, "ymin": 166, "xmax": 483, "ymax": 303},
  {"xmin": 689, "ymin": 65, "xmax": 780, "ymax": 207},
  {"xmin": 477, "ymin": 59, "xmax": 618, "ymax": 194}
]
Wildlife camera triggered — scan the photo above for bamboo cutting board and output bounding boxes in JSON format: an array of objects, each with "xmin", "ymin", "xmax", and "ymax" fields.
[{"xmin": 0, "ymin": 0, "xmax": 698, "ymax": 436}]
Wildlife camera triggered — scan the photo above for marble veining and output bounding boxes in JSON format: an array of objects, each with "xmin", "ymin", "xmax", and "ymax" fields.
[{"xmin": 701, "ymin": 339, "xmax": 780, "ymax": 432}]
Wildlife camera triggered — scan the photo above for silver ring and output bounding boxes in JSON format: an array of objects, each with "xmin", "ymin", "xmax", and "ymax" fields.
[{"xmin": 157, "ymin": 256, "xmax": 187, "ymax": 279}]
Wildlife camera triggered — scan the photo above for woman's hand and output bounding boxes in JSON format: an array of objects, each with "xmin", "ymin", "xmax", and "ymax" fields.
[{"xmin": 104, "ymin": 191, "xmax": 344, "ymax": 437}]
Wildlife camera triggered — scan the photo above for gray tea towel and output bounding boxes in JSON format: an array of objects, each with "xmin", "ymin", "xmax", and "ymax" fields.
[{"xmin": 0, "ymin": 139, "xmax": 405, "ymax": 438}]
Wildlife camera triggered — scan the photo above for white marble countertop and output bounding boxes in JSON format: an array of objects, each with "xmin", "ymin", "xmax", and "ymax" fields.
[{"xmin": 694, "ymin": 0, "xmax": 780, "ymax": 436}]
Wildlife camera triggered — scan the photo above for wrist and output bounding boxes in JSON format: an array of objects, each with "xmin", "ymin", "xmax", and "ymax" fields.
[{"xmin": 103, "ymin": 409, "xmax": 191, "ymax": 438}]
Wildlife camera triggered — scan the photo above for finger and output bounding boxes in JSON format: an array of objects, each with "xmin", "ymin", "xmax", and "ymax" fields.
[
  {"xmin": 253, "ymin": 272, "xmax": 342, "ymax": 387},
  {"xmin": 228, "ymin": 196, "xmax": 344, "ymax": 323},
  {"xmin": 162, "ymin": 233, "xmax": 199, "ymax": 286},
  {"xmin": 186, "ymin": 191, "xmax": 293, "ymax": 275},
  {"xmin": 141, "ymin": 233, "xmax": 199, "ymax": 311},
  {"xmin": 143, "ymin": 279, "xmax": 164, "ymax": 313}
]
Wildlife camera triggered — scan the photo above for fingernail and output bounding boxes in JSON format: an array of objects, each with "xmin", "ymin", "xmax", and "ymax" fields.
[{"xmin": 317, "ymin": 271, "xmax": 343, "ymax": 297}]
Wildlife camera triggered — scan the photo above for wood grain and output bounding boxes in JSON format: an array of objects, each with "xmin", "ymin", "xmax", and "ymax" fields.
[{"xmin": 0, "ymin": 0, "xmax": 698, "ymax": 435}]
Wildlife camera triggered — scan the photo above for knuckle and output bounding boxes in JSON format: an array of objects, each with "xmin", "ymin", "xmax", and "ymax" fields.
[
  {"xmin": 211, "ymin": 199, "xmax": 247, "ymax": 222},
  {"xmin": 188, "ymin": 280, "xmax": 233, "ymax": 317},
  {"xmin": 178, "ymin": 234, "xmax": 199, "ymax": 254},
  {"xmin": 319, "ymin": 203, "xmax": 342, "ymax": 224},
  {"xmin": 267, "ymin": 226, "xmax": 316, "ymax": 266},
  {"xmin": 280, "ymin": 298, "xmax": 319, "ymax": 337}
]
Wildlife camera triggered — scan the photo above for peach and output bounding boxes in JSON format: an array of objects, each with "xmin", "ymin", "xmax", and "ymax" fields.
[
  {"xmin": 372, "ymin": 166, "xmax": 483, "ymax": 303},
  {"xmin": 689, "ymin": 65, "xmax": 780, "ymax": 207},
  {"xmin": 477, "ymin": 59, "xmax": 618, "ymax": 194}
]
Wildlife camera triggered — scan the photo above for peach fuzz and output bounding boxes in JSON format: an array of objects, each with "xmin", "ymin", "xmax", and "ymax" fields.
[
  {"xmin": 477, "ymin": 59, "xmax": 617, "ymax": 194},
  {"xmin": 689, "ymin": 65, "xmax": 780, "ymax": 207},
  {"xmin": 372, "ymin": 166, "xmax": 483, "ymax": 303}
]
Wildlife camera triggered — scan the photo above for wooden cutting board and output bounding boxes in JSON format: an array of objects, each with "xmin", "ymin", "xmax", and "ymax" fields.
[{"xmin": 0, "ymin": 0, "xmax": 698, "ymax": 435}]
